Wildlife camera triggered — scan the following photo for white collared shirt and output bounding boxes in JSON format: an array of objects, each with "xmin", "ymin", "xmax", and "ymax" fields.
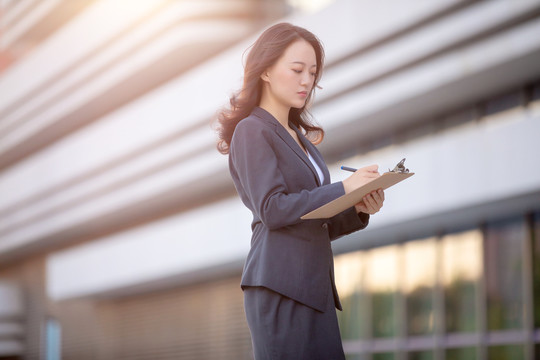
[{"xmin": 307, "ymin": 150, "xmax": 325, "ymax": 185}]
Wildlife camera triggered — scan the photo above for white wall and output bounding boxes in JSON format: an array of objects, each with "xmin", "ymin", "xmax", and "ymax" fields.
[{"xmin": 47, "ymin": 196, "xmax": 252, "ymax": 300}]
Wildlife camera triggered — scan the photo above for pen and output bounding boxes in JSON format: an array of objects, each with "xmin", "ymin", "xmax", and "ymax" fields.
[{"xmin": 340, "ymin": 166, "xmax": 357, "ymax": 172}]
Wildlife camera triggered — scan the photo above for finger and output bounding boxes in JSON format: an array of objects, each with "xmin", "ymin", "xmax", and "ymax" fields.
[
  {"xmin": 378, "ymin": 189, "xmax": 385, "ymax": 202},
  {"xmin": 371, "ymin": 190, "xmax": 385, "ymax": 207},
  {"xmin": 360, "ymin": 172, "xmax": 380, "ymax": 179},
  {"xmin": 355, "ymin": 200, "xmax": 369, "ymax": 213},
  {"xmin": 355, "ymin": 202, "xmax": 368, "ymax": 214},
  {"xmin": 366, "ymin": 192, "xmax": 383, "ymax": 212},
  {"xmin": 361, "ymin": 164, "xmax": 379, "ymax": 173},
  {"xmin": 369, "ymin": 190, "xmax": 382, "ymax": 203},
  {"xmin": 356, "ymin": 167, "xmax": 379, "ymax": 175},
  {"xmin": 363, "ymin": 194, "xmax": 378, "ymax": 213}
]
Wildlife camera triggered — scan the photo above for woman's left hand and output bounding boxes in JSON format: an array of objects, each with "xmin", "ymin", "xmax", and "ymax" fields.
[{"xmin": 355, "ymin": 189, "xmax": 385, "ymax": 215}]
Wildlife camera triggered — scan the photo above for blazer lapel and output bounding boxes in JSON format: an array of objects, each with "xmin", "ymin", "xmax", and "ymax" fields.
[
  {"xmin": 275, "ymin": 123, "xmax": 322, "ymax": 187},
  {"xmin": 251, "ymin": 107, "xmax": 324, "ymax": 186}
]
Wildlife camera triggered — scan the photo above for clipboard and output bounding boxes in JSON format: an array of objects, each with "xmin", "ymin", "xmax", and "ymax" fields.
[{"xmin": 301, "ymin": 159, "xmax": 414, "ymax": 220}]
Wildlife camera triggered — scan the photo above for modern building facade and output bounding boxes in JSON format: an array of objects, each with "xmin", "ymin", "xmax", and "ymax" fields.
[{"xmin": 1, "ymin": 0, "xmax": 539, "ymax": 359}]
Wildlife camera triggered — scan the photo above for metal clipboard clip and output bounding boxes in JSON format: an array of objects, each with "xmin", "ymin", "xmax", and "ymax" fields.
[{"xmin": 389, "ymin": 158, "xmax": 410, "ymax": 174}]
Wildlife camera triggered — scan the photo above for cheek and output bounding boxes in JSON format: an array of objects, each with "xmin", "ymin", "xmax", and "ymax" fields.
[
  {"xmin": 274, "ymin": 68, "xmax": 297, "ymax": 85},
  {"xmin": 280, "ymin": 71, "xmax": 296, "ymax": 86}
]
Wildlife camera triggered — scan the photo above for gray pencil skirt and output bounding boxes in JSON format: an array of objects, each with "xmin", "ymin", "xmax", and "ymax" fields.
[{"xmin": 243, "ymin": 284, "xmax": 346, "ymax": 360}]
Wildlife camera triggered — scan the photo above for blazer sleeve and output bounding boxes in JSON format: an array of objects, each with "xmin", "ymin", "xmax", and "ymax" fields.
[
  {"xmin": 327, "ymin": 208, "xmax": 369, "ymax": 241},
  {"xmin": 230, "ymin": 119, "xmax": 346, "ymax": 230}
]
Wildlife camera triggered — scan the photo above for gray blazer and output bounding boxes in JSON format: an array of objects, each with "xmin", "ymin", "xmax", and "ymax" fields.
[{"xmin": 229, "ymin": 107, "xmax": 369, "ymax": 312}]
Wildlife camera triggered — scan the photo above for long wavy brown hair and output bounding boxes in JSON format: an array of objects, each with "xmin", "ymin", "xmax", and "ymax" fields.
[{"xmin": 215, "ymin": 22, "xmax": 325, "ymax": 155}]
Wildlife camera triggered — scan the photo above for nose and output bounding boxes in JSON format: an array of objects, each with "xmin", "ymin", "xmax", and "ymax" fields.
[{"xmin": 300, "ymin": 71, "xmax": 311, "ymax": 87}]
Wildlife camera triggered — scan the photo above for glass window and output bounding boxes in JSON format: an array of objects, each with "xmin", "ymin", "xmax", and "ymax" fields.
[
  {"xmin": 485, "ymin": 218, "xmax": 526, "ymax": 330},
  {"xmin": 373, "ymin": 352, "xmax": 395, "ymax": 360},
  {"xmin": 407, "ymin": 350, "xmax": 434, "ymax": 360},
  {"xmin": 345, "ymin": 354, "xmax": 369, "ymax": 360},
  {"xmin": 439, "ymin": 107, "xmax": 476, "ymax": 133},
  {"xmin": 335, "ymin": 251, "xmax": 368, "ymax": 340},
  {"xmin": 442, "ymin": 230, "xmax": 482, "ymax": 333},
  {"xmin": 534, "ymin": 212, "xmax": 540, "ymax": 329},
  {"xmin": 367, "ymin": 246, "xmax": 399, "ymax": 338},
  {"xmin": 484, "ymin": 91, "xmax": 522, "ymax": 116},
  {"xmin": 404, "ymin": 238, "xmax": 437, "ymax": 336},
  {"xmin": 44, "ymin": 318, "xmax": 61, "ymax": 360},
  {"xmin": 445, "ymin": 347, "xmax": 477, "ymax": 360},
  {"xmin": 487, "ymin": 345, "xmax": 524, "ymax": 360},
  {"xmin": 532, "ymin": 81, "xmax": 540, "ymax": 101}
]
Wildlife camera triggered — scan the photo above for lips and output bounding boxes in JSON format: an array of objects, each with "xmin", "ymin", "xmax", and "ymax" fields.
[{"xmin": 298, "ymin": 91, "xmax": 308, "ymax": 97}]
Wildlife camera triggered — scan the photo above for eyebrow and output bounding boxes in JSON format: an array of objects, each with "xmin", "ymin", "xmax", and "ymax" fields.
[{"xmin": 290, "ymin": 61, "xmax": 317, "ymax": 68}]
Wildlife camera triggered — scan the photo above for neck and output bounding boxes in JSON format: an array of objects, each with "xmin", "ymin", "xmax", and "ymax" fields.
[{"xmin": 259, "ymin": 96, "xmax": 290, "ymax": 129}]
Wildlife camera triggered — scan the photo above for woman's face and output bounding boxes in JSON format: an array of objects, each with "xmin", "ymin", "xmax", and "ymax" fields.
[{"xmin": 261, "ymin": 39, "xmax": 317, "ymax": 110}]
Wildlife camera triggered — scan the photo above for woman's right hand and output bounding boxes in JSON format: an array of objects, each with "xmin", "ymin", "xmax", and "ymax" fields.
[{"xmin": 342, "ymin": 164, "xmax": 380, "ymax": 194}]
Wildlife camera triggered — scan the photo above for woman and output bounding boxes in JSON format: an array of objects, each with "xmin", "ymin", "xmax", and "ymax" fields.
[{"xmin": 215, "ymin": 23, "xmax": 384, "ymax": 359}]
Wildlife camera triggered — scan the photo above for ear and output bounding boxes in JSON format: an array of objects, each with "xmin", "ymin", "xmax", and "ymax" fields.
[{"xmin": 260, "ymin": 69, "xmax": 270, "ymax": 83}]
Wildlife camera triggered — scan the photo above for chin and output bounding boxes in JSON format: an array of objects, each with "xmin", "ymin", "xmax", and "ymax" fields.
[{"xmin": 291, "ymin": 101, "xmax": 307, "ymax": 109}]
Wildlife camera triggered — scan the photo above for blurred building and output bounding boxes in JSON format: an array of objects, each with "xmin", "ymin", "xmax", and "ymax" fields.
[{"xmin": 0, "ymin": 0, "xmax": 539, "ymax": 359}]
